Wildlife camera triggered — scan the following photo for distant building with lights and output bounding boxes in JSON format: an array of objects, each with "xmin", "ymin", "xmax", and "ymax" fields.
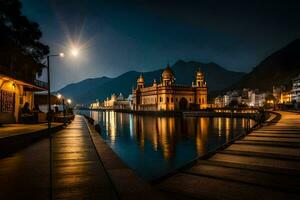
[
  {"xmin": 104, "ymin": 93, "xmax": 130, "ymax": 109},
  {"xmin": 215, "ymin": 88, "xmax": 267, "ymax": 108},
  {"xmin": 273, "ymin": 86, "xmax": 292, "ymax": 105},
  {"xmin": 291, "ymin": 74, "xmax": 300, "ymax": 104},
  {"xmin": 132, "ymin": 64, "xmax": 208, "ymax": 111},
  {"xmin": 90, "ymin": 94, "xmax": 131, "ymax": 110}
]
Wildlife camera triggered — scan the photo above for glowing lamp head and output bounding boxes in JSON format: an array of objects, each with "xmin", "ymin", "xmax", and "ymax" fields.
[
  {"xmin": 70, "ymin": 48, "xmax": 79, "ymax": 57},
  {"xmin": 67, "ymin": 99, "xmax": 72, "ymax": 104},
  {"xmin": 59, "ymin": 53, "xmax": 64, "ymax": 57},
  {"xmin": 57, "ymin": 94, "xmax": 62, "ymax": 99}
]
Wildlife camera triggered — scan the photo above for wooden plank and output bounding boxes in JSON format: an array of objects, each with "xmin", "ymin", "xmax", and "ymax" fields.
[
  {"xmin": 227, "ymin": 143, "xmax": 300, "ymax": 157},
  {"xmin": 186, "ymin": 163, "xmax": 300, "ymax": 192},
  {"xmin": 158, "ymin": 173, "xmax": 297, "ymax": 200},
  {"xmin": 210, "ymin": 153, "xmax": 300, "ymax": 171}
]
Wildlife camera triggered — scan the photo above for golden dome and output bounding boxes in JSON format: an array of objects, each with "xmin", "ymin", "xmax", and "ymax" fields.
[
  {"xmin": 137, "ymin": 75, "xmax": 145, "ymax": 83},
  {"xmin": 162, "ymin": 64, "xmax": 174, "ymax": 79},
  {"xmin": 196, "ymin": 69, "xmax": 204, "ymax": 77}
]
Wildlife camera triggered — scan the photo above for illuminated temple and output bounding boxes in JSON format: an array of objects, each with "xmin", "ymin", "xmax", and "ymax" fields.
[{"xmin": 132, "ymin": 64, "xmax": 208, "ymax": 111}]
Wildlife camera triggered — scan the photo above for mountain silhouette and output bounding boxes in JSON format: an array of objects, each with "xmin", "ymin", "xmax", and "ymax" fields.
[
  {"xmin": 58, "ymin": 60, "xmax": 245, "ymax": 104},
  {"xmin": 231, "ymin": 39, "xmax": 300, "ymax": 90}
]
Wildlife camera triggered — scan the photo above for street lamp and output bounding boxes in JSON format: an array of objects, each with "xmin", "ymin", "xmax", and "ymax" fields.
[
  {"xmin": 46, "ymin": 48, "xmax": 79, "ymax": 200},
  {"xmin": 70, "ymin": 48, "xmax": 79, "ymax": 57},
  {"xmin": 47, "ymin": 53, "xmax": 64, "ymax": 129}
]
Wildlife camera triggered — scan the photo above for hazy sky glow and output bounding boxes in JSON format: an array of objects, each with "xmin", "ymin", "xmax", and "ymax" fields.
[{"xmin": 22, "ymin": 0, "xmax": 300, "ymax": 91}]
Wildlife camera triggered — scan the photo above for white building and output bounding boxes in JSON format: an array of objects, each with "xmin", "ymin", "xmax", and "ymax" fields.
[
  {"xmin": 291, "ymin": 74, "xmax": 300, "ymax": 103},
  {"xmin": 104, "ymin": 93, "xmax": 130, "ymax": 109}
]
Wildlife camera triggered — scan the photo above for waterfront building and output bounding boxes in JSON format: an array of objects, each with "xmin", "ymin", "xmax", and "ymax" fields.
[
  {"xmin": 291, "ymin": 74, "xmax": 300, "ymax": 103},
  {"xmin": 0, "ymin": 74, "xmax": 46, "ymax": 123},
  {"xmin": 214, "ymin": 96, "xmax": 224, "ymax": 108},
  {"xmin": 273, "ymin": 85, "xmax": 292, "ymax": 104},
  {"xmin": 104, "ymin": 93, "xmax": 130, "ymax": 109},
  {"xmin": 223, "ymin": 95, "xmax": 231, "ymax": 106},
  {"xmin": 214, "ymin": 88, "xmax": 268, "ymax": 108},
  {"xmin": 132, "ymin": 64, "xmax": 208, "ymax": 111},
  {"xmin": 90, "ymin": 99, "xmax": 102, "ymax": 109}
]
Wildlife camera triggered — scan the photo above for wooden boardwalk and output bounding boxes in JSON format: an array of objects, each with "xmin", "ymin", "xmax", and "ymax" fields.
[
  {"xmin": 0, "ymin": 115, "xmax": 166, "ymax": 200},
  {"xmin": 157, "ymin": 111, "xmax": 300, "ymax": 200}
]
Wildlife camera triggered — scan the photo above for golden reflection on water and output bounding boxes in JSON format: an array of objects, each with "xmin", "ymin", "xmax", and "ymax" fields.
[{"xmin": 96, "ymin": 111, "xmax": 254, "ymax": 160}]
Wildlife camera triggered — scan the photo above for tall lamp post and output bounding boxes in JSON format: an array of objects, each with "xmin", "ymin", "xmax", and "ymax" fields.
[
  {"xmin": 46, "ymin": 52, "xmax": 63, "ymax": 200},
  {"xmin": 46, "ymin": 48, "xmax": 78, "ymax": 200},
  {"xmin": 47, "ymin": 53, "xmax": 64, "ymax": 129}
]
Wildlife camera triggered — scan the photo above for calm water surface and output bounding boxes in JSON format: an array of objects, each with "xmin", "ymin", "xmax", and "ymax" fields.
[{"xmin": 77, "ymin": 110, "xmax": 254, "ymax": 180}]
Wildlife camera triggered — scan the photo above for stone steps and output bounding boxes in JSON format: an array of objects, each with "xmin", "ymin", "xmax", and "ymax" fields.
[
  {"xmin": 210, "ymin": 152, "xmax": 300, "ymax": 171},
  {"xmin": 158, "ymin": 111, "xmax": 300, "ymax": 200},
  {"xmin": 244, "ymin": 135, "xmax": 300, "ymax": 142},
  {"xmin": 227, "ymin": 143, "xmax": 300, "ymax": 157},
  {"xmin": 186, "ymin": 162, "xmax": 300, "ymax": 193},
  {"xmin": 234, "ymin": 140, "xmax": 300, "ymax": 148},
  {"xmin": 250, "ymin": 133, "xmax": 300, "ymax": 138},
  {"xmin": 159, "ymin": 173, "xmax": 298, "ymax": 200}
]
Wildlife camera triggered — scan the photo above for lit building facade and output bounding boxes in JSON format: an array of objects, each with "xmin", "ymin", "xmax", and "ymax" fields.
[
  {"xmin": 104, "ymin": 93, "xmax": 130, "ymax": 109},
  {"xmin": 0, "ymin": 74, "xmax": 46, "ymax": 123},
  {"xmin": 292, "ymin": 74, "xmax": 300, "ymax": 103},
  {"xmin": 132, "ymin": 65, "xmax": 208, "ymax": 111},
  {"xmin": 273, "ymin": 85, "xmax": 292, "ymax": 104}
]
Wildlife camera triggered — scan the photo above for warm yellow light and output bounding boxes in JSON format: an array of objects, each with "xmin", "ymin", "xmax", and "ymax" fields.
[
  {"xmin": 70, "ymin": 48, "xmax": 79, "ymax": 57},
  {"xmin": 67, "ymin": 99, "xmax": 72, "ymax": 104},
  {"xmin": 11, "ymin": 82, "xmax": 16, "ymax": 90},
  {"xmin": 57, "ymin": 94, "xmax": 62, "ymax": 99},
  {"xmin": 59, "ymin": 53, "xmax": 64, "ymax": 57}
]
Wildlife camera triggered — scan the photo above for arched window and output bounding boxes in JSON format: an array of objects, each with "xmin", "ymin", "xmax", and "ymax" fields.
[
  {"xmin": 190, "ymin": 98, "xmax": 192, "ymax": 102},
  {"xmin": 160, "ymin": 97, "xmax": 163, "ymax": 102},
  {"xmin": 166, "ymin": 97, "xmax": 169, "ymax": 103},
  {"xmin": 171, "ymin": 97, "xmax": 173, "ymax": 102}
]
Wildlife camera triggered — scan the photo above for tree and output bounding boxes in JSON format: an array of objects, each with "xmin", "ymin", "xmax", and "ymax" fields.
[{"xmin": 0, "ymin": 0, "xmax": 49, "ymax": 82}]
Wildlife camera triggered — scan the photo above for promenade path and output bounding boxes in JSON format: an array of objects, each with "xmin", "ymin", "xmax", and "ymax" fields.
[
  {"xmin": 158, "ymin": 111, "xmax": 300, "ymax": 200},
  {"xmin": 0, "ymin": 115, "xmax": 166, "ymax": 200},
  {"xmin": 0, "ymin": 122, "xmax": 62, "ymax": 139}
]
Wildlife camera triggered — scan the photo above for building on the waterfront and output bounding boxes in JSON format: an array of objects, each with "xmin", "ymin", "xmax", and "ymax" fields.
[
  {"xmin": 103, "ymin": 93, "xmax": 130, "ymax": 109},
  {"xmin": 131, "ymin": 64, "xmax": 208, "ymax": 111},
  {"xmin": 215, "ymin": 88, "xmax": 267, "ymax": 108},
  {"xmin": 291, "ymin": 74, "xmax": 300, "ymax": 104},
  {"xmin": 0, "ymin": 74, "xmax": 47, "ymax": 123},
  {"xmin": 214, "ymin": 96, "xmax": 224, "ymax": 108},
  {"xmin": 273, "ymin": 85, "xmax": 292, "ymax": 105},
  {"xmin": 89, "ymin": 93, "xmax": 131, "ymax": 110},
  {"xmin": 90, "ymin": 99, "xmax": 103, "ymax": 109}
]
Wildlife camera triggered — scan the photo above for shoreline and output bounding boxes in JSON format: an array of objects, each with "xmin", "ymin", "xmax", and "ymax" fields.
[{"xmin": 77, "ymin": 108, "xmax": 260, "ymax": 119}]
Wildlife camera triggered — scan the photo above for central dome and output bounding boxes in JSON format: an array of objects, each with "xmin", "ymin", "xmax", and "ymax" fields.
[
  {"xmin": 137, "ymin": 75, "xmax": 145, "ymax": 83},
  {"xmin": 162, "ymin": 64, "xmax": 174, "ymax": 79},
  {"xmin": 196, "ymin": 70, "xmax": 204, "ymax": 77}
]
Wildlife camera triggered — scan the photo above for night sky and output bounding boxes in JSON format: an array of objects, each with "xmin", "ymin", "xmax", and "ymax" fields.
[{"xmin": 22, "ymin": 0, "xmax": 300, "ymax": 91}]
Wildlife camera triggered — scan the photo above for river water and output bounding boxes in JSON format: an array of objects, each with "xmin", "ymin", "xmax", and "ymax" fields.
[{"xmin": 76, "ymin": 110, "xmax": 254, "ymax": 180}]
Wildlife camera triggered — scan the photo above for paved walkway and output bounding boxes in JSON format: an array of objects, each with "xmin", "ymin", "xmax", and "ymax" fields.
[
  {"xmin": 158, "ymin": 111, "xmax": 300, "ymax": 200},
  {"xmin": 0, "ymin": 115, "xmax": 166, "ymax": 200},
  {"xmin": 0, "ymin": 115, "xmax": 118, "ymax": 199},
  {"xmin": 0, "ymin": 122, "xmax": 62, "ymax": 139}
]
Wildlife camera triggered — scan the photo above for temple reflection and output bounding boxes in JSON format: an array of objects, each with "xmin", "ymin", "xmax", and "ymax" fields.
[{"xmin": 95, "ymin": 111, "xmax": 254, "ymax": 161}]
